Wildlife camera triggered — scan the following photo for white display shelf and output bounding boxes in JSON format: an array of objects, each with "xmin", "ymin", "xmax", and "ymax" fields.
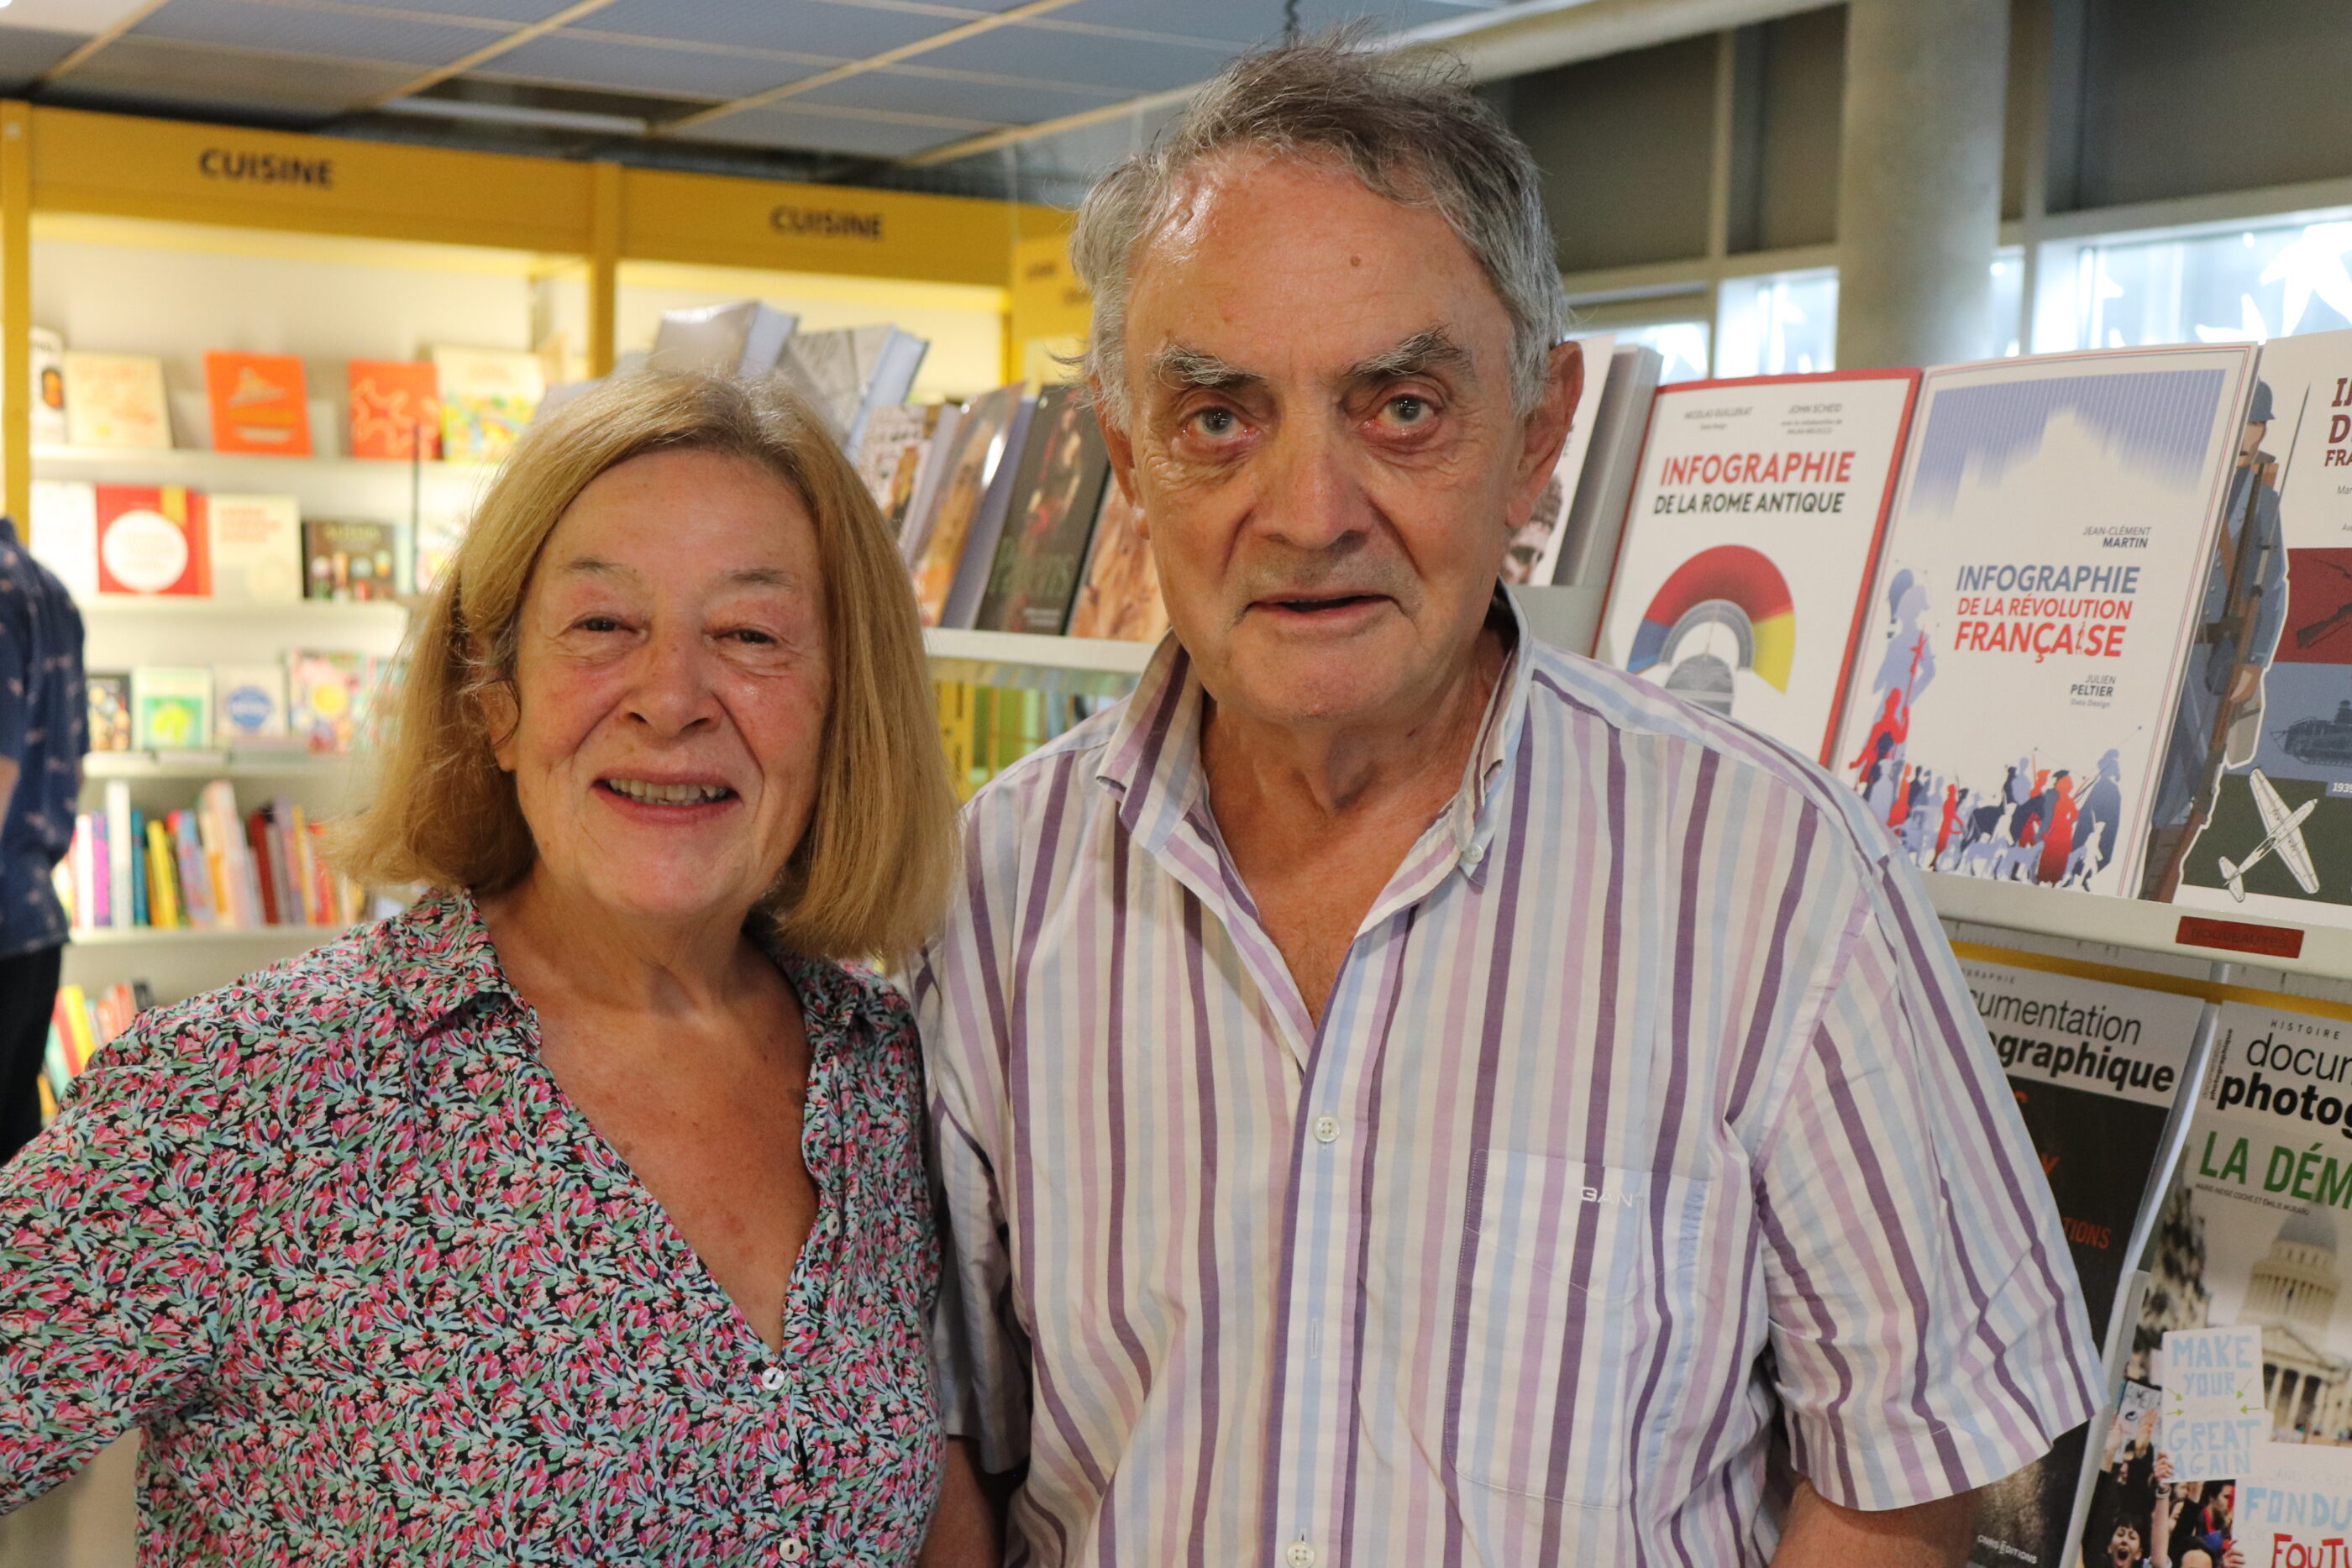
[
  {"xmin": 34, "ymin": 443, "xmax": 492, "ymax": 480},
  {"xmin": 923, "ymin": 627, "xmax": 1153, "ymax": 695},
  {"xmin": 82, "ymin": 750, "xmax": 349, "ymax": 780},
  {"xmin": 69, "ymin": 923, "xmax": 349, "ymax": 947},
  {"xmin": 1924, "ymin": 873, "xmax": 2352, "ymax": 984},
  {"xmin": 78, "ymin": 595, "xmax": 408, "ymax": 622}
]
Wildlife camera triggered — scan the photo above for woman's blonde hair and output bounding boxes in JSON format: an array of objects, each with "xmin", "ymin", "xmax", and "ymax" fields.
[{"xmin": 336, "ymin": 370, "xmax": 959, "ymax": 961}]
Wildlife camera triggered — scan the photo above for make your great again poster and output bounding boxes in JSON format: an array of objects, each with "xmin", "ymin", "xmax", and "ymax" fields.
[
  {"xmin": 1594, "ymin": 370, "xmax": 1919, "ymax": 762},
  {"xmin": 1961, "ymin": 955, "xmax": 2205, "ymax": 1568},
  {"xmin": 1829, "ymin": 345, "xmax": 2258, "ymax": 899}
]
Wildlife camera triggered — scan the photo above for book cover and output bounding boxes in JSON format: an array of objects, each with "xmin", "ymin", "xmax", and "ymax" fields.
[
  {"xmin": 1828, "ymin": 346, "xmax": 2259, "ymax": 898},
  {"xmin": 1959, "ymin": 955, "xmax": 2207, "ymax": 1568},
  {"xmin": 348, "ymin": 359, "xmax": 441, "ymax": 460},
  {"xmin": 780, "ymin": 325, "xmax": 927, "ymax": 452},
  {"xmin": 289, "ymin": 651, "xmax": 371, "ymax": 753},
  {"xmin": 104, "ymin": 780, "xmax": 131, "ymax": 930},
  {"xmin": 215, "ymin": 662, "xmax": 289, "ymax": 746},
  {"xmin": 29, "ymin": 480, "xmax": 98, "ymax": 600},
  {"xmin": 206, "ymin": 493, "xmax": 302, "ymax": 602},
  {"xmin": 896, "ymin": 404, "xmax": 963, "ymax": 565},
  {"xmin": 855, "ymin": 403, "xmax": 940, "ymax": 530},
  {"xmin": 2160, "ymin": 328, "xmax": 2352, "ymax": 923},
  {"xmin": 30, "ymin": 328, "xmax": 66, "ymax": 447},
  {"xmin": 432, "ymin": 346, "xmax": 543, "ymax": 464},
  {"xmin": 62, "ymin": 351, "xmax": 171, "ymax": 449},
  {"xmin": 96, "ymin": 485, "xmax": 208, "ymax": 596},
  {"xmin": 1066, "ymin": 480, "xmax": 1170, "ymax": 644},
  {"xmin": 1556, "ymin": 344, "xmax": 1667, "ymax": 590},
  {"xmin": 911, "ymin": 385, "xmax": 1026, "ymax": 627},
  {"xmin": 1502, "ymin": 331, "xmax": 1615, "ymax": 586},
  {"xmin": 1596, "ymin": 369, "xmax": 1920, "ymax": 761},
  {"xmin": 129, "ymin": 666, "xmax": 212, "ymax": 751},
  {"xmin": 303, "ymin": 519, "xmax": 399, "ymax": 602},
  {"xmin": 974, "ymin": 384, "xmax": 1114, "ymax": 635},
  {"xmin": 85, "ymin": 672, "xmax": 131, "ymax": 752},
  {"xmin": 647, "ymin": 301, "xmax": 797, "ymax": 376},
  {"xmin": 940, "ymin": 396, "xmax": 1037, "ymax": 631},
  {"xmin": 204, "ymin": 351, "xmax": 312, "ymax": 456},
  {"xmin": 2080, "ymin": 998, "xmax": 2352, "ymax": 1568}
]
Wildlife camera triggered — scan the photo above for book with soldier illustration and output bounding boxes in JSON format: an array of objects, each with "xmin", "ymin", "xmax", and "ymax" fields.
[
  {"xmin": 2161, "ymin": 328, "xmax": 2352, "ymax": 926},
  {"xmin": 1958, "ymin": 954, "xmax": 2206, "ymax": 1568},
  {"xmin": 1826, "ymin": 346, "xmax": 2258, "ymax": 898},
  {"xmin": 973, "ymin": 384, "xmax": 1115, "ymax": 636}
]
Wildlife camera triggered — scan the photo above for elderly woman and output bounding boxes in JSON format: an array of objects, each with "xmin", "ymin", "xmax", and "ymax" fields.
[{"xmin": 0, "ymin": 373, "xmax": 959, "ymax": 1564}]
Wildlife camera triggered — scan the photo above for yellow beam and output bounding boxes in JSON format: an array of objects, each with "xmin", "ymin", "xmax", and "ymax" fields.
[
  {"xmin": 3, "ymin": 102, "xmax": 30, "ymax": 537},
  {"xmin": 589, "ymin": 161, "xmax": 620, "ymax": 376},
  {"xmin": 659, "ymin": 0, "xmax": 1089, "ymax": 136}
]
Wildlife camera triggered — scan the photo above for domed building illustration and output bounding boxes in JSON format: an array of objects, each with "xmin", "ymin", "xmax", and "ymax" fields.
[{"xmin": 2244, "ymin": 1205, "xmax": 2352, "ymax": 1441}]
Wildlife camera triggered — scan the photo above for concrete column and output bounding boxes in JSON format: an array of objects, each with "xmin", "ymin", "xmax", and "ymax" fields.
[{"xmin": 1835, "ymin": 0, "xmax": 2011, "ymax": 369}]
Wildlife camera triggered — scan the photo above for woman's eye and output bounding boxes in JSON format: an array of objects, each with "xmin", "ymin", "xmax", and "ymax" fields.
[
  {"xmin": 575, "ymin": 616, "xmax": 626, "ymax": 633},
  {"xmin": 727, "ymin": 628, "xmax": 778, "ymax": 646}
]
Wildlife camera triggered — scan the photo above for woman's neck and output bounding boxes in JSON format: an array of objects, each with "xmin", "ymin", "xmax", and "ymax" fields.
[{"xmin": 478, "ymin": 871, "xmax": 759, "ymax": 1020}]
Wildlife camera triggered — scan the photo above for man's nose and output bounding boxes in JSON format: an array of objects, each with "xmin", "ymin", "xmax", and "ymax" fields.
[{"xmin": 1257, "ymin": 421, "xmax": 1365, "ymax": 550}]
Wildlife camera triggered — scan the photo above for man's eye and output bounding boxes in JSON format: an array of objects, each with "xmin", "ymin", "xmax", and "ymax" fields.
[
  {"xmin": 1384, "ymin": 395, "xmax": 1431, "ymax": 426},
  {"xmin": 1189, "ymin": 406, "xmax": 1239, "ymax": 438}
]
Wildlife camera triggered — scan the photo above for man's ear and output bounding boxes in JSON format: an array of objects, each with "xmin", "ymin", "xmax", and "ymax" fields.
[
  {"xmin": 1504, "ymin": 339, "xmax": 1583, "ymax": 529},
  {"xmin": 1091, "ymin": 378, "xmax": 1147, "ymax": 542}
]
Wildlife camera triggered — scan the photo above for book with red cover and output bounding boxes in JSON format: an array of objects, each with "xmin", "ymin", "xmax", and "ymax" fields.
[
  {"xmin": 95, "ymin": 485, "xmax": 208, "ymax": 596},
  {"xmin": 205, "ymin": 352, "xmax": 312, "ymax": 456},
  {"xmin": 348, "ymin": 359, "xmax": 441, "ymax": 460}
]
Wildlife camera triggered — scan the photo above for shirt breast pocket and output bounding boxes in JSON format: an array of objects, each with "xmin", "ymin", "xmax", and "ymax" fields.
[{"xmin": 1453, "ymin": 1152, "xmax": 1662, "ymax": 1510}]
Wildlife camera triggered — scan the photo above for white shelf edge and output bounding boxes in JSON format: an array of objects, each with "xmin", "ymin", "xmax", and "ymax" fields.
[
  {"xmin": 34, "ymin": 443, "xmax": 493, "ymax": 478},
  {"xmin": 82, "ymin": 751, "xmax": 352, "ymax": 779},
  {"xmin": 1924, "ymin": 873, "xmax": 2352, "ymax": 984},
  {"xmin": 76, "ymin": 595, "xmax": 410, "ymax": 621},
  {"xmin": 923, "ymin": 627, "xmax": 1153, "ymax": 692},
  {"xmin": 69, "ymin": 924, "xmax": 350, "ymax": 947}
]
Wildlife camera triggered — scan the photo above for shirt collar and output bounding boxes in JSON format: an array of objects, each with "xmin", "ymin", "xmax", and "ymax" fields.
[{"xmin": 1094, "ymin": 587, "xmax": 1535, "ymax": 875}]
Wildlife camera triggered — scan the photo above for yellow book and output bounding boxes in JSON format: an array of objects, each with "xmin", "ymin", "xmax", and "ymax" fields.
[
  {"xmin": 55, "ymin": 983, "xmax": 96, "ymax": 1075},
  {"xmin": 144, "ymin": 820, "xmax": 180, "ymax": 928},
  {"xmin": 36, "ymin": 1076, "xmax": 56, "ymax": 1125}
]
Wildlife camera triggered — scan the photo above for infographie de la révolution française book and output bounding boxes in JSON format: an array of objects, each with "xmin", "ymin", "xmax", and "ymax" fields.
[
  {"xmin": 1594, "ymin": 370, "xmax": 1919, "ymax": 763},
  {"xmin": 1959, "ymin": 954, "xmax": 2205, "ymax": 1568},
  {"xmin": 2160, "ymin": 326, "xmax": 2352, "ymax": 926},
  {"xmin": 1829, "ymin": 344, "xmax": 2260, "ymax": 898}
]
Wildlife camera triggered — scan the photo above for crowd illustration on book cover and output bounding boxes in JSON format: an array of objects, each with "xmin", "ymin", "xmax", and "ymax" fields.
[{"xmin": 20, "ymin": 292, "xmax": 2352, "ymax": 1565}]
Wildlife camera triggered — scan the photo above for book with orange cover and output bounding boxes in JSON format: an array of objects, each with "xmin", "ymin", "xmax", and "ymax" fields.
[
  {"xmin": 348, "ymin": 359, "xmax": 441, "ymax": 460},
  {"xmin": 205, "ymin": 352, "xmax": 312, "ymax": 456}
]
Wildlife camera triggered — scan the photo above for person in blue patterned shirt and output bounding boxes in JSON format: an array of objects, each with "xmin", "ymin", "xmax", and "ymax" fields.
[{"xmin": 0, "ymin": 513, "xmax": 83, "ymax": 1163}]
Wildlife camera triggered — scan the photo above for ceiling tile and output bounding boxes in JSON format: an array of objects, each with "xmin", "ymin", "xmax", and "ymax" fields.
[
  {"xmin": 47, "ymin": 34, "xmax": 418, "ymax": 115},
  {"xmin": 685, "ymin": 102, "xmax": 992, "ymax": 160},
  {"xmin": 361, "ymin": 0, "xmax": 586, "ymax": 18},
  {"xmin": 131, "ymin": 0, "xmax": 502, "ymax": 66},
  {"xmin": 585, "ymin": 0, "xmax": 969, "ymax": 60},
  {"xmin": 0, "ymin": 24, "xmax": 84, "ymax": 87},
  {"xmin": 484, "ymin": 34, "xmax": 822, "ymax": 99},
  {"xmin": 916, "ymin": 24, "xmax": 1229, "ymax": 92},
  {"xmin": 794, "ymin": 66, "xmax": 1124, "ymax": 124}
]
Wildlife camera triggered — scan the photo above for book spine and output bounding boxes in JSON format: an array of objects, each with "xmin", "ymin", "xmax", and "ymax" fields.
[
  {"xmin": 246, "ymin": 812, "xmax": 279, "ymax": 926},
  {"xmin": 171, "ymin": 810, "xmax": 215, "ymax": 929},
  {"xmin": 56, "ymin": 984, "xmax": 94, "ymax": 1076},
  {"xmin": 129, "ymin": 807, "xmax": 148, "ymax": 926}
]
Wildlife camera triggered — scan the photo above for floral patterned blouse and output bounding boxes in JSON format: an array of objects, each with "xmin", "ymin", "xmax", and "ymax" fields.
[{"xmin": 0, "ymin": 890, "xmax": 943, "ymax": 1565}]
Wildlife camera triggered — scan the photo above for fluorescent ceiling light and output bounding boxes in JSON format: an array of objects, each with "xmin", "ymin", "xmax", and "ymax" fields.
[{"xmin": 379, "ymin": 97, "xmax": 648, "ymax": 136}]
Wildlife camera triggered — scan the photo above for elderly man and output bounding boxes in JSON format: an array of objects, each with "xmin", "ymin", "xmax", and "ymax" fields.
[{"xmin": 917, "ymin": 39, "xmax": 2098, "ymax": 1568}]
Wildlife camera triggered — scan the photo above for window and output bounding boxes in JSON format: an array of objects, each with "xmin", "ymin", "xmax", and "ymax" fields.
[
  {"xmin": 2076, "ymin": 217, "xmax": 2352, "ymax": 349},
  {"xmin": 1990, "ymin": 249, "xmax": 2024, "ymax": 358},
  {"xmin": 1611, "ymin": 320, "xmax": 1712, "ymax": 385},
  {"xmin": 1714, "ymin": 269, "xmax": 1837, "ymax": 378}
]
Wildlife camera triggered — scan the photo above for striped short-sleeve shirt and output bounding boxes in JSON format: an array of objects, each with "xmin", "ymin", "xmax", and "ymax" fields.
[{"xmin": 918, "ymin": 595, "xmax": 2100, "ymax": 1567}]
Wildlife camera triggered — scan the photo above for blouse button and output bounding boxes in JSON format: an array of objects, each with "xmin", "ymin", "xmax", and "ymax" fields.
[
  {"xmin": 760, "ymin": 1367, "xmax": 788, "ymax": 1392},
  {"xmin": 780, "ymin": 1537, "xmax": 807, "ymax": 1562}
]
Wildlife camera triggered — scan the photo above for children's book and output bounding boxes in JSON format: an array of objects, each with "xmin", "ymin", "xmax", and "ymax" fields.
[{"xmin": 205, "ymin": 351, "xmax": 312, "ymax": 455}]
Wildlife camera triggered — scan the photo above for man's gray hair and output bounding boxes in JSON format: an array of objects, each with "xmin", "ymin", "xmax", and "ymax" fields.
[{"xmin": 1071, "ymin": 37, "xmax": 1568, "ymax": 431}]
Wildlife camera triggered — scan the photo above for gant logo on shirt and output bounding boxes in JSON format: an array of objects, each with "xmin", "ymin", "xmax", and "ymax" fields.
[{"xmin": 1578, "ymin": 1185, "xmax": 1638, "ymax": 1208}]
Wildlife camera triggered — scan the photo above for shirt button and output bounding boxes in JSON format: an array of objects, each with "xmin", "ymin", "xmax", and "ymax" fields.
[
  {"xmin": 1285, "ymin": 1540, "xmax": 1317, "ymax": 1568},
  {"xmin": 780, "ymin": 1538, "xmax": 807, "ymax": 1563},
  {"xmin": 1312, "ymin": 1114, "xmax": 1340, "ymax": 1145},
  {"xmin": 760, "ymin": 1367, "xmax": 787, "ymax": 1392}
]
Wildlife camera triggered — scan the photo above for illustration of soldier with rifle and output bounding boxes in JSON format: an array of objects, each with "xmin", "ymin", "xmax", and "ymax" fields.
[{"xmin": 2145, "ymin": 379, "xmax": 2296, "ymax": 899}]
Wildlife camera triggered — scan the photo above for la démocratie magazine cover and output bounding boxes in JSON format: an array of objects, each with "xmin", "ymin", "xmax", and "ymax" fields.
[
  {"xmin": 2081, "ymin": 999, "xmax": 2352, "ymax": 1568},
  {"xmin": 1959, "ymin": 955, "xmax": 2206, "ymax": 1568},
  {"xmin": 1828, "ymin": 345, "xmax": 2260, "ymax": 899},
  {"xmin": 2160, "ymin": 327, "xmax": 2352, "ymax": 927},
  {"xmin": 1593, "ymin": 369, "xmax": 1919, "ymax": 763}
]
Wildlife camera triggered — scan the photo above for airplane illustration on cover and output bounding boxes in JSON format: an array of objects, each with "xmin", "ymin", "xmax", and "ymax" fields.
[{"xmin": 2218, "ymin": 768, "xmax": 2320, "ymax": 900}]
